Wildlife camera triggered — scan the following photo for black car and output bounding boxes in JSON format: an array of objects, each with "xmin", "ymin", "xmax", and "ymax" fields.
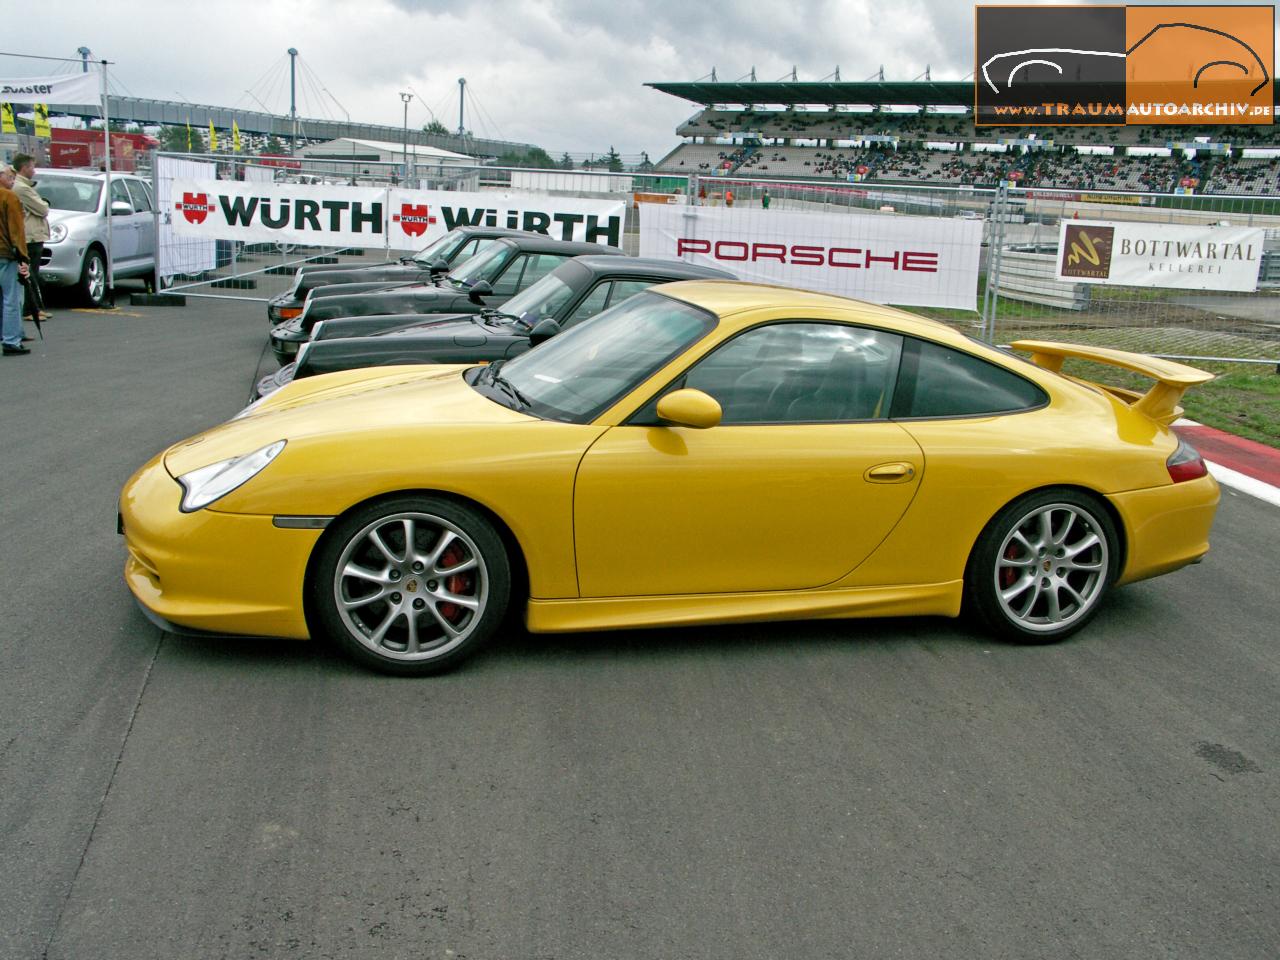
[
  {"xmin": 268, "ymin": 236, "xmax": 622, "ymax": 364},
  {"xmin": 264, "ymin": 227, "xmax": 529, "ymax": 324},
  {"xmin": 254, "ymin": 257, "xmax": 735, "ymax": 399}
]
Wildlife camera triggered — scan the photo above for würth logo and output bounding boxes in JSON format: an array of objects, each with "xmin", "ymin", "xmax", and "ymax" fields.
[
  {"xmin": 393, "ymin": 203, "xmax": 438, "ymax": 238},
  {"xmin": 176, "ymin": 192, "xmax": 215, "ymax": 225}
]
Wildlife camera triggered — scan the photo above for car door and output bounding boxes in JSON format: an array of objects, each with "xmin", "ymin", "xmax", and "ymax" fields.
[
  {"xmin": 106, "ymin": 177, "xmax": 139, "ymax": 269},
  {"xmin": 124, "ymin": 178, "xmax": 155, "ymax": 269},
  {"xmin": 573, "ymin": 321, "xmax": 925, "ymax": 598}
]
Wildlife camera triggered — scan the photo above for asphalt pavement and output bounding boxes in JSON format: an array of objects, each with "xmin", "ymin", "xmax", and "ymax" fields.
[{"xmin": 1, "ymin": 285, "xmax": 1277, "ymax": 960}]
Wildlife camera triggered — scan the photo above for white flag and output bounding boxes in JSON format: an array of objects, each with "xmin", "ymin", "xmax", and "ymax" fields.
[{"xmin": 0, "ymin": 72, "xmax": 101, "ymax": 105}]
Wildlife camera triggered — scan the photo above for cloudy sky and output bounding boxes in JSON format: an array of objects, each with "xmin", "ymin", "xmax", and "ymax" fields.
[{"xmin": 0, "ymin": 0, "xmax": 1264, "ymax": 157}]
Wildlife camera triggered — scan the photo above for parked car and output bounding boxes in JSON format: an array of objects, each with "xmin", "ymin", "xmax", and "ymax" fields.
[
  {"xmin": 122, "ymin": 281, "xmax": 1219, "ymax": 676},
  {"xmin": 254, "ymin": 257, "xmax": 735, "ymax": 398},
  {"xmin": 36, "ymin": 170, "xmax": 156, "ymax": 306},
  {"xmin": 268, "ymin": 235, "xmax": 622, "ymax": 364},
  {"xmin": 265, "ymin": 226, "xmax": 530, "ymax": 324}
]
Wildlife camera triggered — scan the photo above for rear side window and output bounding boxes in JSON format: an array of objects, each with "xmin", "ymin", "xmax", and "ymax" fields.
[{"xmin": 892, "ymin": 338, "xmax": 1046, "ymax": 419}]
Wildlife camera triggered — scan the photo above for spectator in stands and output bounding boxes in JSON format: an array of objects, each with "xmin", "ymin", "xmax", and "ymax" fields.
[{"xmin": 0, "ymin": 165, "xmax": 32, "ymax": 356}]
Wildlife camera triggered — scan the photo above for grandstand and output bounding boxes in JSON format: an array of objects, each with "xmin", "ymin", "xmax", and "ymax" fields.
[{"xmin": 648, "ymin": 79, "xmax": 1280, "ymax": 194}]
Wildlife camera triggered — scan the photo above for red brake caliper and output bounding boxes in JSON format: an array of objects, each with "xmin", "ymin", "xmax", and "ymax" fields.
[
  {"xmin": 437, "ymin": 544, "xmax": 470, "ymax": 623},
  {"xmin": 1000, "ymin": 543, "xmax": 1020, "ymax": 588}
]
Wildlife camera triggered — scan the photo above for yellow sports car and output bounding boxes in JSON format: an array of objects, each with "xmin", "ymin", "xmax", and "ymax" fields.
[{"xmin": 120, "ymin": 281, "xmax": 1219, "ymax": 675}]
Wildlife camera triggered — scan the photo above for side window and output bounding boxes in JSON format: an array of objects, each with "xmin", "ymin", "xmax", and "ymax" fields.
[
  {"xmin": 606, "ymin": 279, "xmax": 657, "ymax": 307},
  {"xmin": 488, "ymin": 254, "xmax": 527, "ymax": 296},
  {"xmin": 564, "ymin": 282, "xmax": 612, "ymax": 326},
  {"xmin": 677, "ymin": 322, "xmax": 903, "ymax": 424},
  {"xmin": 517, "ymin": 254, "xmax": 567, "ymax": 290},
  {"xmin": 893, "ymin": 338, "xmax": 1047, "ymax": 419},
  {"xmin": 109, "ymin": 178, "xmax": 133, "ymax": 212},
  {"xmin": 452, "ymin": 238, "xmax": 482, "ymax": 261},
  {"xmin": 125, "ymin": 180, "xmax": 152, "ymax": 213}
]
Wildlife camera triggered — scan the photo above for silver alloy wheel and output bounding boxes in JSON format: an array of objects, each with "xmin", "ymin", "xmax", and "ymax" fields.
[
  {"xmin": 993, "ymin": 501, "xmax": 1109, "ymax": 633},
  {"xmin": 333, "ymin": 511, "xmax": 489, "ymax": 661},
  {"xmin": 86, "ymin": 255, "xmax": 105, "ymax": 302}
]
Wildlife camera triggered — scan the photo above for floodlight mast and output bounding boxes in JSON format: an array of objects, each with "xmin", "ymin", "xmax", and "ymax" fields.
[
  {"xmin": 288, "ymin": 47, "xmax": 298, "ymax": 155},
  {"xmin": 458, "ymin": 77, "xmax": 466, "ymax": 135}
]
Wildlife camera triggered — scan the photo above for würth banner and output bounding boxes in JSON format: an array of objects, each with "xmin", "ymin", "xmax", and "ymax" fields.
[
  {"xmin": 1056, "ymin": 219, "xmax": 1264, "ymax": 292},
  {"xmin": 640, "ymin": 204, "xmax": 983, "ymax": 311},
  {"xmin": 169, "ymin": 180, "xmax": 625, "ymax": 250}
]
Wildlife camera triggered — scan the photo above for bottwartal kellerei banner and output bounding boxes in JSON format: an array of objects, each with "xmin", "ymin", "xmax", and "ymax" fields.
[
  {"xmin": 640, "ymin": 204, "xmax": 983, "ymax": 311},
  {"xmin": 0, "ymin": 72, "xmax": 102, "ymax": 105},
  {"xmin": 1056, "ymin": 219, "xmax": 1264, "ymax": 292},
  {"xmin": 170, "ymin": 179, "xmax": 625, "ymax": 250}
]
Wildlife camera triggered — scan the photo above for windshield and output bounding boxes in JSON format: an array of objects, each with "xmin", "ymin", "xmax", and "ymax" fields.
[
  {"xmin": 487, "ymin": 291, "xmax": 715, "ymax": 423},
  {"xmin": 446, "ymin": 241, "xmax": 513, "ymax": 287},
  {"xmin": 497, "ymin": 273, "xmax": 575, "ymax": 324},
  {"xmin": 410, "ymin": 229, "xmax": 466, "ymax": 264},
  {"xmin": 39, "ymin": 177, "xmax": 102, "ymax": 213}
]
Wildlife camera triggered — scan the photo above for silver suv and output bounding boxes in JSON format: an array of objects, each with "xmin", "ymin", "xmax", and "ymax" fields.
[{"xmin": 37, "ymin": 170, "xmax": 156, "ymax": 306}]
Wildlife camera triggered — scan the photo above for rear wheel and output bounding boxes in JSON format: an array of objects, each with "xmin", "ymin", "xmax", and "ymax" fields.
[
  {"xmin": 966, "ymin": 489, "xmax": 1118, "ymax": 644},
  {"xmin": 79, "ymin": 248, "xmax": 107, "ymax": 307},
  {"xmin": 310, "ymin": 497, "xmax": 511, "ymax": 675}
]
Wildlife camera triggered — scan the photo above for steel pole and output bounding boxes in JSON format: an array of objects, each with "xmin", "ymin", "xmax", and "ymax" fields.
[
  {"xmin": 288, "ymin": 47, "xmax": 298, "ymax": 156},
  {"xmin": 100, "ymin": 60, "xmax": 114, "ymax": 307}
]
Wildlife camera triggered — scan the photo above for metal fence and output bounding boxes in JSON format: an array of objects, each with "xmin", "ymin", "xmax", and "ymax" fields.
[{"xmin": 147, "ymin": 153, "xmax": 1280, "ymax": 364}]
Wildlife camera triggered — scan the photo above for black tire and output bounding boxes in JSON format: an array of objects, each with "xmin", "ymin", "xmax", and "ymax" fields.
[
  {"xmin": 309, "ymin": 496, "xmax": 511, "ymax": 675},
  {"xmin": 965, "ymin": 488, "xmax": 1119, "ymax": 645},
  {"xmin": 79, "ymin": 247, "xmax": 108, "ymax": 308}
]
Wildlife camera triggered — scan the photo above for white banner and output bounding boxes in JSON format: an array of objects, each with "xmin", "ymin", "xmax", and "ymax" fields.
[
  {"xmin": 156, "ymin": 157, "xmax": 218, "ymax": 281},
  {"xmin": 1, "ymin": 72, "xmax": 101, "ymax": 105},
  {"xmin": 386, "ymin": 189, "xmax": 624, "ymax": 250},
  {"xmin": 1056, "ymin": 219, "xmax": 1264, "ymax": 292},
  {"xmin": 169, "ymin": 180, "xmax": 627, "ymax": 251},
  {"xmin": 639, "ymin": 204, "xmax": 983, "ymax": 311}
]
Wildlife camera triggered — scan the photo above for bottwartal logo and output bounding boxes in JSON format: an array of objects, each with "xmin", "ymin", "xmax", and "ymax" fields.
[
  {"xmin": 1060, "ymin": 224, "xmax": 1115, "ymax": 279},
  {"xmin": 393, "ymin": 203, "xmax": 438, "ymax": 238},
  {"xmin": 175, "ymin": 192, "xmax": 215, "ymax": 225}
]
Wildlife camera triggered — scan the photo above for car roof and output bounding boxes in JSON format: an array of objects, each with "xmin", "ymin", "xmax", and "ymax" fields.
[
  {"xmin": 491, "ymin": 236, "xmax": 624, "ymax": 255},
  {"xmin": 652, "ymin": 280, "xmax": 963, "ymax": 341},
  {"xmin": 568, "ymin": 256, "xmax": 735, "ymax": 280},
  {"xmin": 39, "ymin": 169, "xmax": 143, "ymax": 181},
  {"xmin": 453, "ymin": 226, "xmax": 548, "ymax": 239}
]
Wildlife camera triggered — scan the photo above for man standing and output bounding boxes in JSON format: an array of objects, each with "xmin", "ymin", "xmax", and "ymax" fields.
[
  {"xmin": 761, "ymin": 189, "xmax": 771, "ymax": 210},
  {"xmin": 0, "ymin": 165, "xmax": 32, "ymax": 355},
  {"xmin": 11, "ymin": 153, "xmax": 49, "ymax": 322}
]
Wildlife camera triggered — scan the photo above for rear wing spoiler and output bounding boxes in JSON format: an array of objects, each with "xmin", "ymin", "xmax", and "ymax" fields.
[{"xmin": 1011, "ymin": 340, "xmax": 1214, "ymax": 426}]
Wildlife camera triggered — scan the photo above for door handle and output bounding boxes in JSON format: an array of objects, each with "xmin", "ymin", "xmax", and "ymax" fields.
[{"xmin": 864, "ymin": 461, "xmax": 916, "ymax": 483}]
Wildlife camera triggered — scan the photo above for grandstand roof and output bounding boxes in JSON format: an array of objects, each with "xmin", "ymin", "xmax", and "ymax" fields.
[{"xmin": 647, "ymin": 81, "xmax": 975, "ymax": 107}]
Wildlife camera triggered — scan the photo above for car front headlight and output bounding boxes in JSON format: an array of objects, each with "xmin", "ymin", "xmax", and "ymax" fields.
[
  {"xmin": 177, "ymin": 440, "xmax": 286, "ymax": 512},
  {"xmin": 48, "ymin": 222, "xmax": 68, "ymax": 243}
]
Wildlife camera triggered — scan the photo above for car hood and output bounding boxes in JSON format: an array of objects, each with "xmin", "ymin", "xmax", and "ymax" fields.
[
  {"xmin": 47, "ymin": 208, "xmax": 97, "ymax": 229},
  {"xmin": 163, "ymin": 364, "xmax": 532, "ymax": 477}
]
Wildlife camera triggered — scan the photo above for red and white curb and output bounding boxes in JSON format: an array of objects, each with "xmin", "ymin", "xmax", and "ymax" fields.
[{"xmin": 1174, "ymin": 419, "xmax": 1280, "ymax": 509}]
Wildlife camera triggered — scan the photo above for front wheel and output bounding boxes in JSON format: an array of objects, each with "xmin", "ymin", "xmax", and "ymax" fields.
[
  {"xmin": 966, "ymin": 489, "xmax": 1119, "ymax": 644},
  {"xmin": 309, "ymin": 497, "xmax": 511, "ymax": 675},
  {"xmin": 79, "ymin": 248, "xmax": 107, "ymax": 307}
]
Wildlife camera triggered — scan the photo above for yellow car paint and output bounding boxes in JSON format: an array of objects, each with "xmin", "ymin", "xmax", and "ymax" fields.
[{"xmin": 121, "ymin": 280, "xmax": 1220, "ymax": 643}]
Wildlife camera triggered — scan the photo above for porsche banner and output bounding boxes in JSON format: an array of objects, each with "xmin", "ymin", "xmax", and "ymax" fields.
[
  {"xmin": 169, "ymin": 179, "xmax": 625, "ymax": 250},
  {"xmin": 639, "ymin": 204, "xmax": 983, "ymax": 310},
  {"xmin": 1056, "ymin": 219, "xmax": 1264, "ymax": 292}
]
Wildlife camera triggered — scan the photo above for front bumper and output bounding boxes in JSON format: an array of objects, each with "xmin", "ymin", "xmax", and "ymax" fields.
[
  {"xmin": 120, "ymin": 451, "xmax": 320, "ymax": 639},
  {"xmin": 255, "ymin": 363, "xmax": 296, "ymax": 399},
  {"xmin": 1112, "ymin": 473, "xmax": 1220, "ymax": 586},
  {"xmin": 270, "ymin": 319, "xmax": 308, "ymax": 363},
  {"xmin": 267, "ymin": 291, "xmax": 304, "ymax": 325},
  {"xmin": 39, "ymin": 240, "xmax": 89, "ymax": 287}
]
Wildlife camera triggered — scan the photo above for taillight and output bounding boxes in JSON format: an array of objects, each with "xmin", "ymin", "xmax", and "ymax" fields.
[{"xmin": 1167, "ymin": 437, "xmax": 1208, "ymax": 483}]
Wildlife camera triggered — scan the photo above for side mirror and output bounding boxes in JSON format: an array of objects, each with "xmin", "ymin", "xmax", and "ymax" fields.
[
  {"xmin": 110, "ymin": 200, "xmax": 133, "ymax": 216},
  {"xmin": 656, "ymin": 388, "xmax": 721, "ymax": 429},
  {"xmin": 468, "ymin": 279, "xmax": 493, "ymax": 303},
  {"xmin": 429, "ymin": 257, "xmax": 450, "ymax": 275},
  {"xmin": 528, "ymin": 317, "xmax": 561, "ymax": 346}
]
